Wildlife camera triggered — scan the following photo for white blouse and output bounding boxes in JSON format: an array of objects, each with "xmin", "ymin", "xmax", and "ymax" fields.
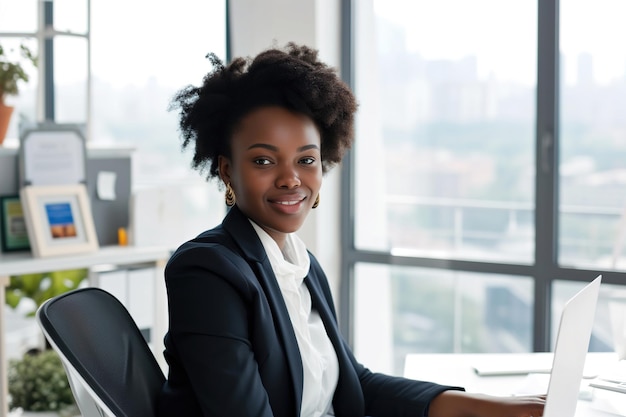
[{"xmin": 250, "ymin": 221, "xmax": 339, "ymax": 417}]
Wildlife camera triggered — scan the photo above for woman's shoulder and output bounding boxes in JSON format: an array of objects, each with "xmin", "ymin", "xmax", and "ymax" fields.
[
  {"xmin": 164, "ymin": 225, "xmax": 262, "ymax": 294},
  {"xmin": 167, "ymin": 225, "xmax": 244, "ymax": 270}
]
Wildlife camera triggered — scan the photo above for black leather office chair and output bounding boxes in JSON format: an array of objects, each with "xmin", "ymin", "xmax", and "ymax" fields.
[{"xmin": 36, "ymin": 287, "xmax": 166, "ymax": 417}]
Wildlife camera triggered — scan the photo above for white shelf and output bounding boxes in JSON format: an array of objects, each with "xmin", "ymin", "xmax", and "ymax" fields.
[{"xmin": 0, "ymin": 245, "xmax": 172, "ymax": 276}]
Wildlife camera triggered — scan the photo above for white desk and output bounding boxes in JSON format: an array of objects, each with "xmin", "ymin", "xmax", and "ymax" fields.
[
  {"xmin": 0, "ymin": 245, "xmax": 172, "ymax": 417},
  {"xmin": 404, "ymin": 353, "xmax": 625, "ymax": 416}
]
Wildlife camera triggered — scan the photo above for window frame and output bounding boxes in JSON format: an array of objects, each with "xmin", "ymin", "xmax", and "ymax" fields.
[
  {"xmin": 339, "ymin": 0, "xmax": 626, "ymax": 352},
  {"xmin": 0, "ymin": 0, "xmax": 91, "ymax": 127}
]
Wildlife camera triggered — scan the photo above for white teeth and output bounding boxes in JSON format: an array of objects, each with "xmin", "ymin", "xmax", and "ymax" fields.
[{"xmin": 277, "ymin": 200, "xmax": 299, "ymax": 205}]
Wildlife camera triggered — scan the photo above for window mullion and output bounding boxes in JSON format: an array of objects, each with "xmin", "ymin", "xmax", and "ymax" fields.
[
  {"xmin": 42, "ymin": 0, "xmax": 55, "ymax": 121},
  {"xmin": 534, "ymin": 0, "xmax": 560, "ymax": 352},
  {"xmin": 339, "ymin": 0, "xmax": 355, "ymax": 345}
]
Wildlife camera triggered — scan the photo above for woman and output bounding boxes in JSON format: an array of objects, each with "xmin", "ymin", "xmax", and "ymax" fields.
[{"xmin": 158, "ymin": 43, "xmax": 545, "ymax": 417}]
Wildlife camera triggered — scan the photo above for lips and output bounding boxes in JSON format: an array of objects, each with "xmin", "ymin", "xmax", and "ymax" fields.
[
  {"xmin": 269, "ymin": 194, "xmax": 308, "ymax": 213},
  {"xmin": 275, "ymin": 200, "xmax": 302, "ymax": 206},
  {"xmin": 269, "ymin": 192, "xmax": 307, "ymax": 204}
]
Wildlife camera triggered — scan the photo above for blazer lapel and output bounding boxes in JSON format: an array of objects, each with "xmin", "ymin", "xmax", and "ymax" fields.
[
  {"xmin": 252, "ymin": 262, "xmax": 305, "ymax": 413},
  {"xmin": 222, "ymin": 207, "xmax": 304, "ymax": 415}
]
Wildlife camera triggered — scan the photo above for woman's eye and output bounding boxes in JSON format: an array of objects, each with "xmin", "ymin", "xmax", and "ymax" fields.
[
  {"xmin": 300, "ymin": 157, "xmax": 316, "ymax": 165},
  {"xmin": 254, "ymin": 158, "xmax": 271, "ymax": 165}
]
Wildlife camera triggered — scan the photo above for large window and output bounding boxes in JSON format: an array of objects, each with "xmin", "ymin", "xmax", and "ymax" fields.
[
  {"xmin": 353, "ymin": 0, "xmax": 536, "ymax": 262},
  {"xmin": 90, "ymin": 0, "xmax": 227, "ymax": 187},
  {"xmin": 559, "ymin": 0, "xmax": 626, "ymax": 270},
  {"xmin": 2, "ymin": 0, "xmax": 228, "ymax": 245},
  {"xmin": 345, "ymin": 0, "xmax": 626, "ymax": 376},
  {"xmin": 89, "ymin": 0, "xmax": 228, "ymax": 242}
]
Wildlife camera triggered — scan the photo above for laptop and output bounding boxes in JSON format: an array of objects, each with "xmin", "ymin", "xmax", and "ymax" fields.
[{"xmin": 543, "ymin": 275, "xmax": 602, "ymax": 417}]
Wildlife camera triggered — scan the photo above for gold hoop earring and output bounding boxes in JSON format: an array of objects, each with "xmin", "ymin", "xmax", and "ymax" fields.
[
  {"xmin": 312, "ymin": 194, "xmax": 320, "ymax": 209},
  {"xmin": 225, "ymin": 183, "xmax": 236, "ymax": 207}
]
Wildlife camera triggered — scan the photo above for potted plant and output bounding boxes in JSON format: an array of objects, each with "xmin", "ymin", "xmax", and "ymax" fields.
[
  {"xmin": 5, "ymin": 270, "xmax": 86, "ymax": 416},
  {"xmin": 0, "ymin": 40, "xmax": 37, "ymax": 144},
  {"xmin": 5, "ymin": 269, "xmax": 88, "ymax": 317},
  {"xmin": 8, "ymin": 348, "xmax": 78, "ymax": 416}
]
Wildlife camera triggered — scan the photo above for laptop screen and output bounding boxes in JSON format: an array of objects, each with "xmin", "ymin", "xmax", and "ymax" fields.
[{"xmin": 543, "ymin": 275, "xmax": 602, "ymax": 417}]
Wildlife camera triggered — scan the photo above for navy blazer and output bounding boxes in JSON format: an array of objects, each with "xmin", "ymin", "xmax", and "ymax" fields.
[{"xmin": 157, "ymin": 206, "xmax": 461, "ymax": 417}]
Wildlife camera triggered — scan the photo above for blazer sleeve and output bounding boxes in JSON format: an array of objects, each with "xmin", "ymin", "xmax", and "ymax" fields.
[
  {"xmin": 348, "ymin": 344, "xmax": 464, "ymax": 417},
  {"xmin": 164, "ymin": 243, "xmax": 275, "ymax": 416}
]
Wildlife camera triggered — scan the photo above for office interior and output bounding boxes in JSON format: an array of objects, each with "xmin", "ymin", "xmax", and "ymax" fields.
[{"xmin": 1, "ymin": 0, "xmax": 626, "ymax": 407}]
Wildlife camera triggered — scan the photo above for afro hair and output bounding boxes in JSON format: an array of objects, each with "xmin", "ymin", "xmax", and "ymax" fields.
[{"xmin": 169, "ymin": 42, "xmax": 358, "ymax": 180}]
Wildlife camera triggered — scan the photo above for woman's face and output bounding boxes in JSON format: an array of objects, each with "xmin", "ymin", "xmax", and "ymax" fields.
[{"xmin": 219, "ymin": 106, "xmax": 322, "ymax": 247}]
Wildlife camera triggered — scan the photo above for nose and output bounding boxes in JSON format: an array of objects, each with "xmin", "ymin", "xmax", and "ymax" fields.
[{"xmin": 275, "ymin": 164, "xmax": 301, "ymax": 189}]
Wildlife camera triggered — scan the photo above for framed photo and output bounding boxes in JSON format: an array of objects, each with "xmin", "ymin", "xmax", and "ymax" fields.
[
  {"xmin": 0, "ymin": 195, "xmax": 31, "ymax": 252},
  {"xmin": 20, "ymin": 184, "xmax": 99, "ymax": 258},
  {"xmin": 18, "ymin": 123, "xmax": 87, "ymax": 187}
]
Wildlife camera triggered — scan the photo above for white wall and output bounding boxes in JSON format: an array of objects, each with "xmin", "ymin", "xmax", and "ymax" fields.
[{"xmin": 229, "ymin": 0, "xmax": 343, "ymax": 309}]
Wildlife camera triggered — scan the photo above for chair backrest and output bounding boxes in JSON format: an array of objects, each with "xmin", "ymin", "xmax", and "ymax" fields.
[{"xmin": 36, "ymin": 287, "xmax": 165, "ymax": 417}]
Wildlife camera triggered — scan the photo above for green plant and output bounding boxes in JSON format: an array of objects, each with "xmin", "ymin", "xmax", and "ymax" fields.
[
  {"xmin": 5, "ymin": 269, "xmax": 88, "ymax": 316},
  {"xmin": 5, "ymin": 269, "xmax": 86, "ymax": 414},
  {"xmin": 8, "ymin": 349, "xmax": 75, "ymax": 412},
  {"xmin": 0, "ymin": 41, "xmax": 37, "ymax": 105}
]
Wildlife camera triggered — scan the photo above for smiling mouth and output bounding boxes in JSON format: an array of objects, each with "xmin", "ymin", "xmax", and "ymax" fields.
[{"xmin": 274, "ymin": 199, "xmax": 304, "ymax": 206}]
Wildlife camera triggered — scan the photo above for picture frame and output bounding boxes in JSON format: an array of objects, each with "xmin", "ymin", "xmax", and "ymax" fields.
[
  {"xmin": 20, "ymin": 184, "xmax": 99, "ymax": 258},
  {"xmin": 0, "ymin": 195, "xmax": 31, "ymax": 252},
  {"xmin": 18, "ymin": 123, "xmax": 87, "ymax": 187}
]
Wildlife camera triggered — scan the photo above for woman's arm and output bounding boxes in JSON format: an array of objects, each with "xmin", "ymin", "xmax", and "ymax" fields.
[
  {"xmin": 428, "ymin": 390, "xmax": 545, "ymax": 417},
  {"xmin": 164, "ymin": 245, "xmax": 276, "ymax": 416}
]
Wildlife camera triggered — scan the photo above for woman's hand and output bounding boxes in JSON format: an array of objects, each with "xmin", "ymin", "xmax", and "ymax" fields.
[{"xmin": 428, "ymin": 390, "xmax": 546, "ymax": 417}]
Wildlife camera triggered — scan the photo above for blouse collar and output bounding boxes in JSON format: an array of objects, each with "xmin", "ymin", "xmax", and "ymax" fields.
[{"xmin": 249, "ymin": 220, "xmax": 310, "ymax": 287}]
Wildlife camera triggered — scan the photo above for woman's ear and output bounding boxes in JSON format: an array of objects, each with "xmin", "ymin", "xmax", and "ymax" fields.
[{"xmin": 218, "ymin": 155, "xmax": 232, "ymax": 185}]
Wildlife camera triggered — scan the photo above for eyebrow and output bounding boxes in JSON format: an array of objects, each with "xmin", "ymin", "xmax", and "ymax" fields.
[{"xmin": 247, "ymin": 143, "xmax": 320, "ymax": 152}]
